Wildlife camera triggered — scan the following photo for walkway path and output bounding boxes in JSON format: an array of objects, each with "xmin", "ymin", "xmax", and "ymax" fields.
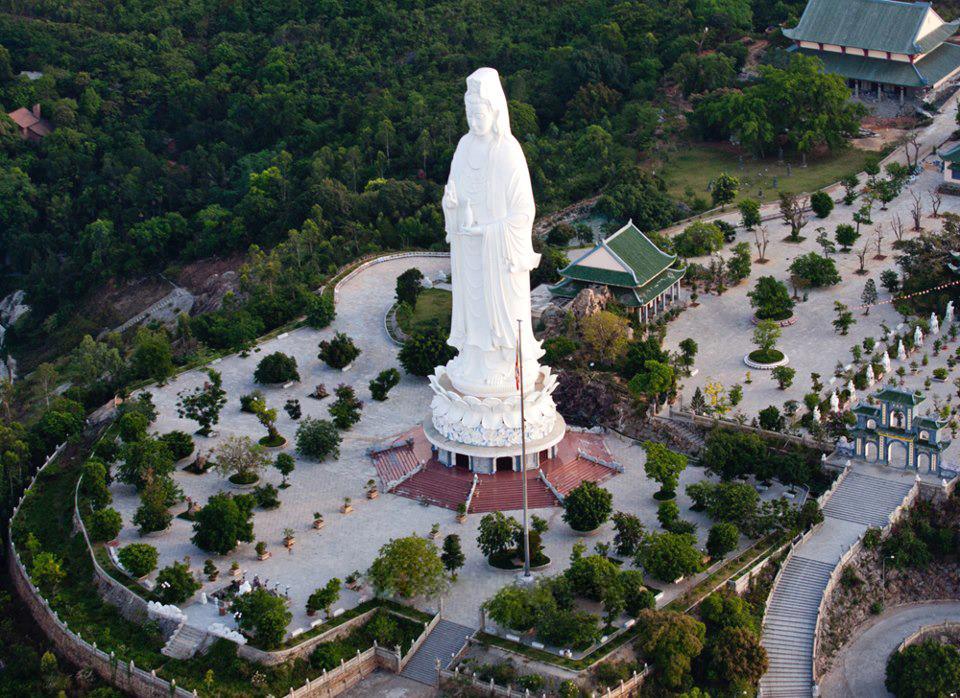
[
  {"xmin": 759, "ymin": 464, "xmax": 916, "ymax": 697},
  {"xmin": 818, "ymin": 601, "xmax": 960, "ymax": 697}
]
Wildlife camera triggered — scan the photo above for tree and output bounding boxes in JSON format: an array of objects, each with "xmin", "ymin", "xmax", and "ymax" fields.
[
  {"xmin": 562, "ymin": 481, "xmax": 613, "ymax": 532},
  {"xmin": 368, "ymin": 536, "xmax": 447, "ymax": 599},
  {"xmin": 133, "ymin": 478, "xmax": 174, "ymax": 534},
  {"xmin": 306, "ymin": 578, "xmax": 341, "ymax": 616},
  {"xmin": 678, "ymin": 338, "xmax": 698, "ymax": 367},
  {"xmin": 726, "ymin": 242, "xmax": 752, "ymax": 283},
  {"xmin": 318, "ymin": 332, "xmax": 361, "ymax": 369},
  {"xmin": 328, "ymin": 384, "xmax": 363, "ymax": 429},
  {"xmin": 753, "ymin": 226, "xmax": 770, "ymax": 263},
  {"xmin": 399, "ymin": 327, "xmax": 457, "ymax": 376},
  {"xmin": 707, "ymin": 483, "xmax": 760, "ymax": 525},
  {"xmin": 296, "ymin": 417, "xmax": 341, "ymax": 461},
  {"xmin": 117, "ymin": 438, "xmax": 176, "ymax": 490},
  {"xmin": 789, "ymin": 252, "xmax": 840, "ymax": 288},
  {"xmin": 155, "ymin": 561, "xmax": 201, "ymax": 604},
  {"xmin": 833, "ymin": 301, "xmax": 855, "ymax": 335},
  {"xmin": 816, "ymin": 227, "xmax": 837, "ymax": 256},
  {"xmin": 642, "ymin": 441, "xmax": 688, "ymax": 498},
  {"xmin": 306, "ymin": 293, "xmax": 336, "ymax": 329},
  {"xmin": 709, "ymin": 626, "xmax": 768, "ymax": 689},
  {"xmin": 712, "ymin": 172, "xmax": 739, "ymax": 209},
  {"xmin": 637, "ymin": 532, "xmax": 703, "ymax": 582},
  {"xmin": 835, "ymin": 223, "xmax": 859, "ymax": 251},
  {"xmin": 441, "ymin": 534, "xmax": 466, "ymax": 579},
  {"xmin": 860, "ymin": 278, "xmax": 879, "ymax": 315},
  {"xmin": 635, "ymin": 610, "xmax": 705, "ymax": 689},
  {"xmin": 484, "ymin": 582, "xmax": 556, "ymax": 632},
  {"xmin": 674, "ymin": 221, "xmax": 724, "ymax": 257},
  {"xmin": 752, "ymin": 319, "xmax": 782, "ymax": 360},
  {"xmin": 395, "ymin": 268, "xmax": 424, "ymax": 306},
  {"xmin": 881, "ymin": 269, "xmax": 900, "ymax": 294},
  {"xmin": 628, "ymin": 360, "xmax": 675, "ymax": 413},
  {"xmin": 118, "ymin": 543, "xmax": 158, "ymax": 578},
  {"xmin": 130, "ymin": 328, "xmax": 174, "ymax": 383},
  {"xmin": 274, "ymin": 452, "xmax": 295, "ymax": 487},
  {"xmin": 213, "ymin": 435, "xmax": 269, "ymax": 484},
  {"xmin": 810, "ymin": 191, "xmax": 834, "ymax": 218},
  {"xmin": 779, "ymin": 192, "xmax": 808, "ymax": 241},
  {"xmin": 566, "ymin": 553, "xmax": 620, "ymax": 601},
  {"xmin": 748, "ymin": 276, "xmax": 794, "ymax": 320},
  {"xmin": 580, "ymin": 311, "xmax": 631, "ymax": 365},
  {"xmin": 853, "ymin": 202, "xmax": 873, "ymax": 234},
  {"xmin": 369, "ymin": 368, "xmax": 401, "ymax": 400},
  {"xmin": 707, "ymin": 522, "xmax": 739, "ymax": 558},
  {"xmin": 772, "ymin": 365, "xmax": 795, "ymax": 389},
  {"xmin": 88, "ymin": 507, "xmax": 123, "ymax": 542},
  {"xmin": 478, "ymin": 512, "xmax": 520, "ymax": 559},
  {"xmin": 176, "ymin": 369, "xmax": 227, "ymax": 436},
  {"xmin": 254, "ymin": 352, "xmax": 300, "ymax": 384},
  {"xmin": 612, "ymin": 511, "xmax": 646, "ymax": 557},
  {"xmin": 758, "ymin": 405, "xmax": 784, "ymax": 431},
  {"xmin": 885, "ymin": 640, "xmax": 960, "ymax": 697},
  {"xmin": 234, "ymin": 588, "xmax": 292, "ymax": 649},
  {"xmin": 739, "ymin": 198, "xmax": 761, "ymax": 230},
  {"xmin": 192, "ymin": 492, "xmax": 255, "ymax": 554},
  {"xmin": 31, "ymin": 552, "xmax": 66, "ymax": 596}
]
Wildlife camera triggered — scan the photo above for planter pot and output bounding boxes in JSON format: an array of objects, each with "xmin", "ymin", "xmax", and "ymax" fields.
[
  {"xmin": 258, "ymin": 552, "xmax": 272, "ymax": 561},
  {"xmin": 751, "ymin": 314, "xmax": 797, "ymax": 328},
  {"xmin": 313, "ymin": 520, "xmax": 325, "ymax": 530},
  {"xmin": 743, "ymin": 353, "xmax": 790, "ymax": 370},
  {"xmin": 457, "ymin": 514, "xmax": 467, "ymax": 524},
  {"xmin": 208, "ymin": 573, "xmax": 219, "ymax": 582},
  {"xmin": 231, "ymin": 568, "xmax": 242, "ymax": 577},
  {"xmin": 219, "ymin": 606, "xmax": 227, "ymax": 616},
  {"xmin": 284, "ymin": 538, "xmax": 295, "ymax": 549},
  {"xmin": 307, "ymin": 609, "xmax": 316, "ymax": 618},
  {"xmin": 341, "ymin": 504, "xmax": 354, "ymax": 514},
  {"xmin": 366, "ymin": 490, "xmax": 379, "ymax": 499},
  {"xmin": 229, "ymin": 474, "xmax": 260, "ymax": 489},
  {"xmin": 259, "ymin": 436, "xmax": 288, "ymax": 450},
  {"xmin": 428, "ymin": 531, "xmax": 441, "ymax": 540},
  {"xmin": 570, "ymin": 525, "xmax": 603, "ymax": 537}
]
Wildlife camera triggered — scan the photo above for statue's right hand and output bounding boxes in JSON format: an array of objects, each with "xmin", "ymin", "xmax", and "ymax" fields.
[{"xmin": 442, "ymin": 183, "xmax": 458, "ymax": 209}]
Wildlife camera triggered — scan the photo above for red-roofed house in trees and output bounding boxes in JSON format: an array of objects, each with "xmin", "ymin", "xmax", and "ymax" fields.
[{"xmin": 7, "ymin": 104, "xmax": 52, "ymax": 142}]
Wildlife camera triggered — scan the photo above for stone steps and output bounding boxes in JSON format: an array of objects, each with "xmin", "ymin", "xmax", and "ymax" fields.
[
  {"xmin": 400, "ymin": 619, "xmax": 474, "ymax": 686},
  {"xmin": 161, "ymin": 623, "xmax": 207, "ymax": 660},
  {"xmin": 822, "ymin": 473, "xmax": 914, "ymax": 527}
]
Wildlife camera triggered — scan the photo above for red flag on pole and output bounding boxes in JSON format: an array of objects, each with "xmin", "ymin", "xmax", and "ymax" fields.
[{"xmin": 515, "ymin": 343, "xmax": 521, "ymax": 390}]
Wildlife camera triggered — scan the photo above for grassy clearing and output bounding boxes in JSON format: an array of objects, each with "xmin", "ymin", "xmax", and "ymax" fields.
[
  {"xmin": 653, "ymin": 143, "xmax": 876, "ymax": 206},
  {"xmin": 398, "ymin": 288, "xmax": 451, "ymax": 334}
]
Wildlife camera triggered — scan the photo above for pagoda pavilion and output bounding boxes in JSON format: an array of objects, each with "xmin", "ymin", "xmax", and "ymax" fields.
[
  {"xmin": 784, "ymin": 0, "xmax": 960, "ymax": 105},
  {"xmin": 550, "ymin": 221, "xmax": 685, "ymax": 324}
]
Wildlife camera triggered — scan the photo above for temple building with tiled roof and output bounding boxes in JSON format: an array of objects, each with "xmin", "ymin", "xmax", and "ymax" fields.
[
  {"xmin": 784, "ymin": 0, "xmax": 960, "ymax": 104},
  {"xmin": 550, "ymin": 221, "xmax": 684, "ymax": 324}
]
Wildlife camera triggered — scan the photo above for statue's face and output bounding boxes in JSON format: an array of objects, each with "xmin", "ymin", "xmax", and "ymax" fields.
[{"xmin": 466, "ymin": 99, "xmax": 495, "ymax": 137}]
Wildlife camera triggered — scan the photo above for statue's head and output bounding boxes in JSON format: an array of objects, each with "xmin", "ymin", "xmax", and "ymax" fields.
[{"xmin": 464, "ymin": 67, "xmax": 510, "ymax": 140}]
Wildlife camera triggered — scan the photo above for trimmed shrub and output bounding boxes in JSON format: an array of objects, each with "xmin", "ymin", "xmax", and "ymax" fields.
[{"xmin": 117, "ymin": 543, "xmax": 158, "ymax": 578}]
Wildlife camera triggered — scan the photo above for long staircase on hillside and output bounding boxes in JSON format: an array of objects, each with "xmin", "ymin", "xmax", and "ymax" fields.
[
  {"xmin": 400, "ymin": 619, "xmax": 474, "ymax": 686},
  {"xmin": 759, "ymin": 469, "xmax": 916, "ymax": 697},
  {"xmin": 161, "ymin": 624, "xmax": 208, "ymax": 660}
]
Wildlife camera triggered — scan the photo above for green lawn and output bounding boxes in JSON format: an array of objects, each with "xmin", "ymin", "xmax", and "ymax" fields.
[
  {"xmin": 654, "ymin": 143, "xmax": 877, "ymax": 207},
  {"xmin": 398, "ymin": 288, "xmax": 451, "ymax": 334}
]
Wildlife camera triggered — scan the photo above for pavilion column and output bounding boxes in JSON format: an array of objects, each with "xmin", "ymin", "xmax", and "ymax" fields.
[
  {"xmin": 877, "ymin": 81, "xmax": 882, "ymax": 100},
  {"xmin": 854, "ymin": 80, "xmax": 859, "ymax": 97},
  {"xmin": 899, "ymin": 86, "xmax": 904, "ymax": 105}
]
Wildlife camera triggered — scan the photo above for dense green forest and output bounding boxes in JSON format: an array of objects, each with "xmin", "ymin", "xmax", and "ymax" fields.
[{"xmin": 0, "ymin": 0, "xmax": 821, "ymax": 362}]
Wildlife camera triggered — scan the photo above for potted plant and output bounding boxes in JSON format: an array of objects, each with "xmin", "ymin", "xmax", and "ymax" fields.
[
  {"xmin": 230, "ymin": 561, "xmax": 241, "ymax": 577},
  {"xmin": 456, "ymin": 503, "xmax": 467, "ymax": 524},
  {"xmin": 283, "ymin": 528, "xmax": 296, "ymax": 549},
  {"xmin": 313, "ymin": 512, "xmax": 325, "ymax": 530},
  {"xmin": 345, "ymin": 570, "xmax": 362, "ymax": 590},
  {"xmin": 428, "ymin": 523, "xmax": 441, "ymax": 540},
  {"xmin": 934, "ymin": 367, "xmax": 949, "ymax": 382},
  {"xmin": 341, "ymin": 497, "xmax": 353, "ymax": 514},
  {"xmin": 203, "ymin": 559, "xmax": 219, "ymax": 581},
  {"xmin": 366, "ymin": 479, "xmax": 379, "ymax": 499},
  {"xmin": 256, "ymin": 541, "xmax": 271, "ymax": 560}
]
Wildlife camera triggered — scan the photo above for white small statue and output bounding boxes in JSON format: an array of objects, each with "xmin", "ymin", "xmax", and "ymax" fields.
[
  {"xmin": 830, "ymin": 391, "xmax": 840, "ymax": 413},
  {"xmin": 898, "ymin": 340, "xmax": 907, "ymax": 361},
  {"xmin": 946, "ymin": 301, "xmax": 954, "ymax": 326},
  {"xmin": 812, "ymin": 405, "xmax": 821, "ymax": 423},
  {"xmin": 847, "ymin": 379, "xmax": 856, "ymax": 403},
  {"xmin": 866, "ymin": 363, "xmax": 875, "ymax": 386},
  {"xmin": 931, "ymin": 312, "xmax": 940, "ymax": 335},
  {"xmin": 914, "ymin": 325, "xmax": 924, "ymax": 347},
  {"xmin": 883, "ymin": 350, "xmax": 892, "ymax": 373}
]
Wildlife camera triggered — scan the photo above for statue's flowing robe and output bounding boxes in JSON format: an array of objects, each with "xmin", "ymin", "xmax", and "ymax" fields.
[{"xmin": 444, "ymin": 133, "xmax": 542, "ymax": 396}]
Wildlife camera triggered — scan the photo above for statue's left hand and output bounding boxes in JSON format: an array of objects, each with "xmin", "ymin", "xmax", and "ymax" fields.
[{"xmin": 460, "ymin": 224, "xmax": 484, "ymax": 237}]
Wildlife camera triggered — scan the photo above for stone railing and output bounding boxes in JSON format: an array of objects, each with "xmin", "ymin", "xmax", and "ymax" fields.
[
  {"xmin": 760, "ymin": 523, "xmax": 825, "ymax": 632},
  {"xmin": 332, "ymin": 251, "xmax": 449, "ymax": 303},
  {"xmin": 668, "ymin": 407, "xmax": 832, "ymax": 452},
  {"xmin": 576, "ymin": 449, "xmax": 623, "ymax": 473},
  {"xmin": 440, "ymin": 663, "xmax": 651, "ymax": 697},
  {"xmin": 464, "ymin": 474, "xmax": 480, "ymax": 512},
  {"xmin": 74, "ymin": 474, "xmax": 155, "ymax": 624},
  {"xmin": 9, "ymin": 445, "xmax": 195, "ymax": 698},
  {"xmin": 811, "ymin": 479, "xmax": 920, "ymax": 683},
  {"xmin": 897, "ymin": 620, "xmax": 960, "ymax": 652},
  {"xmin": 538, "ymin": 470, "xmax": 564, "ymax": 504},
  {"xmin": 399, "ymin": 612, "xmax": 442, "ymax": 671},
  {"xmin": 815, "ymin": 465, "xmax": 851, "ymax": 508}
]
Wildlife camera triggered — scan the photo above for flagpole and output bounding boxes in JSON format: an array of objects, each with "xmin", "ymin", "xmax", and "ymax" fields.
[{"xmin": 517, "ymin": 319, "xmax": 531, "ymax": 580}]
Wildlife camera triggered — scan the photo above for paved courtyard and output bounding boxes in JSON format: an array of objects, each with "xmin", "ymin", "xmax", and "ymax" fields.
[
  {"xmin": 664, "ymin": 162, "xmax": 960, "ymax": 424},
  {"xmin": 114, "ymin": 256, "xmax": 785, "ymax": 638}
]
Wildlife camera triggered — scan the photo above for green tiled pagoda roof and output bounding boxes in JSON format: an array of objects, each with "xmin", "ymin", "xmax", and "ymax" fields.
[
  {"xmin": 549, "ymin": 267, "xmax": 685, "ymax": 308},
  {"xmin": 560, "ymin": 220, "xmax": 677, "ymax": 288},
  {"xmin": 942, "ymin": 143, "xmax": 960, "ymax": 162},
  {"xmin": 874, "ymin": 387, "xmax": 925, "ymax": 406},
  {"xmin": 917, "ymin": 19, "xmax": 960, "ymax": 53},
  {"xmin": 796, "ymin": 42, "xmax": 960, "ymax": 87},
  {"xmin": 915, "ymin": 415, "xmax": 946, "ymax": 429},
  {"xmin": 854, "ymin": 404, "xmax": 882, "ymax": 417},
  {"xmin": 797, "ymin": 44, "xmax": 960, "ymax": 87},
  {"xmin": 783, "ymin": 0, "xmax": 943, "ymax": 54},
  {"xmin": 635, "ymin": 267, "xmax": 685, "ymax": 305}
]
